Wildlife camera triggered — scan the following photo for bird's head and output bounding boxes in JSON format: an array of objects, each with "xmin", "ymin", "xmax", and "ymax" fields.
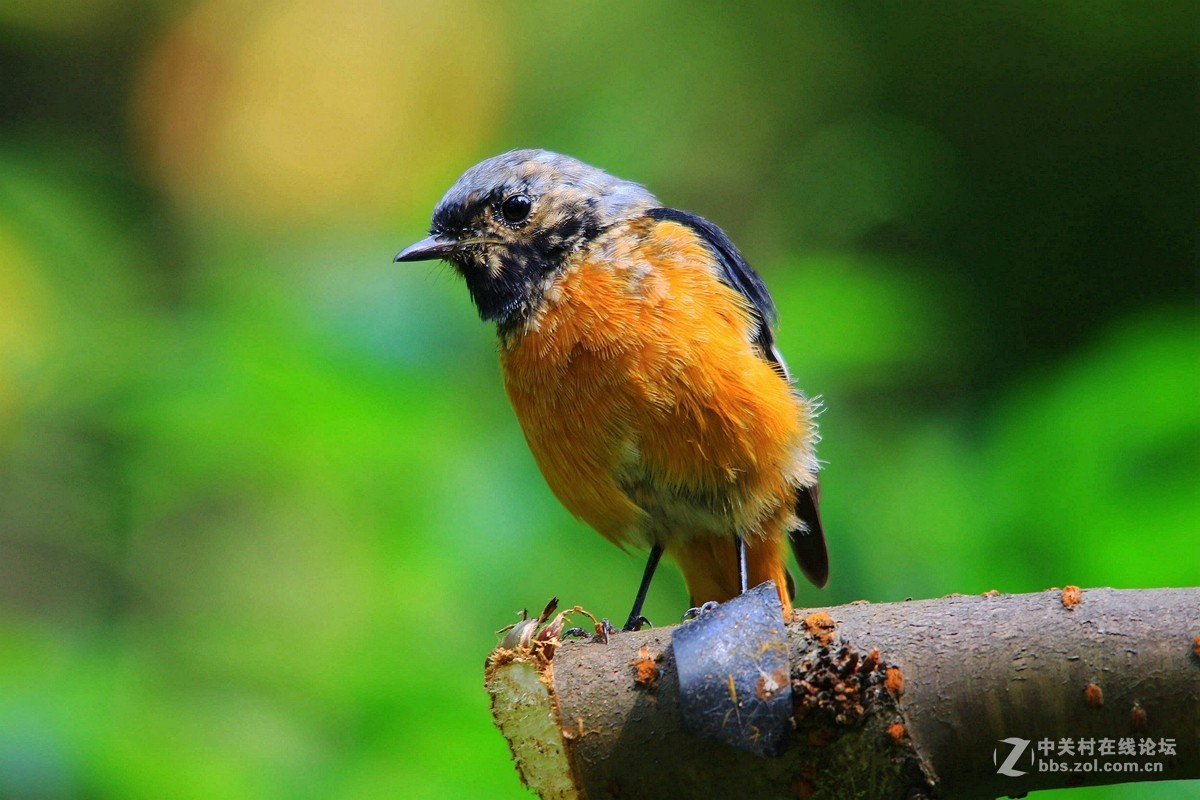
[{"xmin": 395, "ymin": 149, "xmax": 657, "ymax": 325}]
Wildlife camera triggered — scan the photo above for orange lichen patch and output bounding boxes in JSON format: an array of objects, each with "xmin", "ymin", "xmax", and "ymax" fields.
[
  {"xmin": 757, "ymin": 666, "xmax": 791, "ymax": 701},
  {"xmin": 1193, "ymin": 634, "xmax": 1200, "ymax": 660},
  {"xmin": 791, "ymin": 776, "xmax": 816, "ymax": 798},
  {"xmin": 1061, "ymin": 585, "xmax": 1083, "ymax": 609},
  {"xmin": 632, "ymin": 646, "xmax": 660, "ymax": 690},
  {"xmin": 982, "ymin": 589, "xmax": 1000, "ymax": 597},
  {"xmin": 1084, "ymin": 683, "xmax": 1103, "ymax": 709},
  {"xmin": 887, "ymin": 722, "xmax": 906, "ymax": 743},
  {"xmin": 804, "ymin": 611, "xmax": 837, "ymax": 645},
  {"xmin": 885, "ymin": 667, "xmax": 905, "ymax": 698},
  {"xmin": 1131, "ymin": 702, "xmax": 1147, "ymax": 731}
]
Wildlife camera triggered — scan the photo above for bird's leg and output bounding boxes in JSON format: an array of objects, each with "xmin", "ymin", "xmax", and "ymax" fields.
[
  {"xmin": 622, "ymin": 544, "xmax": 663, "ymax": 632},
  {"xmin": 735, "ymin": 534, "xmax": 748, "ymax": 595}
]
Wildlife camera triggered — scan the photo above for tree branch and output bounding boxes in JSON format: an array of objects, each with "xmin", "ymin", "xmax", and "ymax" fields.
[{"xmin": 485, "ymin": 587, "xmax": 1200, "ymax": 799}]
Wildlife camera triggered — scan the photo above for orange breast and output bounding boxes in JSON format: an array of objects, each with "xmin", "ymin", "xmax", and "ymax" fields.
[{"xmin": 499, "ymin": 218, "xmax": 816, "ymax": 584}]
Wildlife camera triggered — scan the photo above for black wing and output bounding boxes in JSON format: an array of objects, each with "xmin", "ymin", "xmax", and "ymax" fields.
[{"xmin": 646, "ymin": 207, "xmax": 829, "ymax": 590}]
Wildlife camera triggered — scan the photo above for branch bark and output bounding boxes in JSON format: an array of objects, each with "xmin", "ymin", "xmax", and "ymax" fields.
[{"xmin": 485, "ymin": 587, "xmax": 1200, "ymax": 799}]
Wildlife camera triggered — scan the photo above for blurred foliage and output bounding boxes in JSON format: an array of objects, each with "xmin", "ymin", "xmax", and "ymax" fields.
[{"xmin": 0, "ymin": 1, "xmax": 1196, "ymax": 798}]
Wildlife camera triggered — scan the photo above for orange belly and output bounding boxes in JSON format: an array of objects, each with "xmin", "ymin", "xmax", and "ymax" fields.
[{"xmin": 499, "ymin": 219, "xmax": 817, "ymax": 609}]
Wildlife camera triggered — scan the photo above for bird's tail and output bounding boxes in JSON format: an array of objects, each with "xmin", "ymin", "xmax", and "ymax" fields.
[{"xmin": 790, "ymin": 482, "xmax": 829, "ymax": 588}]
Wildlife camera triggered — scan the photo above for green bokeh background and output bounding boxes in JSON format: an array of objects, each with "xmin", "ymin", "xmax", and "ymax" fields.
[{"xmin": 0, "ymin": 2, "xmax": 1196, "ymax": 798}]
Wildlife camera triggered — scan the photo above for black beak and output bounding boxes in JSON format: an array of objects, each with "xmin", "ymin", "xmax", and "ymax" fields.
[{"xmin": 394, "ymin": 235, "xmax": 460, "ymax": 263}]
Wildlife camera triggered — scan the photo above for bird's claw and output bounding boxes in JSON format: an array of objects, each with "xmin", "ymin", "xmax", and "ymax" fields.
[
  {"xmin": 622, "ymin": 614, "xmax": 652, "ymax": 632},
  {"xmin": 681, "ymin": 601, "xmax": 720, "ymax": 622}
]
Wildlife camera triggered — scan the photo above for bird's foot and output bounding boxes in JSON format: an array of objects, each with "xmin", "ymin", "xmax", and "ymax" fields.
[
  {"xmin": 680, "ymin": 601, "xmax": 720, "ymax": 622},
  {"xmin": 621, "ymin": 614, "xmax": 652, "ymax": 633}
]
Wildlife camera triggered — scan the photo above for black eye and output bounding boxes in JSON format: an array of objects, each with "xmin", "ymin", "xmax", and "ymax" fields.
[{"xmin": 500, "ymin": 194, "xmax": 532, "ymax": 225}]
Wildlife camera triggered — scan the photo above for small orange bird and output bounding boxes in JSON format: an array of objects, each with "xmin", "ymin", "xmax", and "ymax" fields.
[{"xmin": 396, "ymin": 150, "xmax": 827, "ymax": 629}]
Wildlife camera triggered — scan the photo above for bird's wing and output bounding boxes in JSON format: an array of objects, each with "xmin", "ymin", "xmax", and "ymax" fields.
[
  {"xmin": 645, "ymin": 207, "xmax": 783, "ymax": 375},
  {"xmin": 645, "ymin": 207, "xmax": 829, "ymax": 589}
]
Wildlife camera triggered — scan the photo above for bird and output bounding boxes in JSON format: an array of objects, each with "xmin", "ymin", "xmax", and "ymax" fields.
[{"xmin": 395, "ymin": 149, "xmax": 827, "ymax": 629}]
